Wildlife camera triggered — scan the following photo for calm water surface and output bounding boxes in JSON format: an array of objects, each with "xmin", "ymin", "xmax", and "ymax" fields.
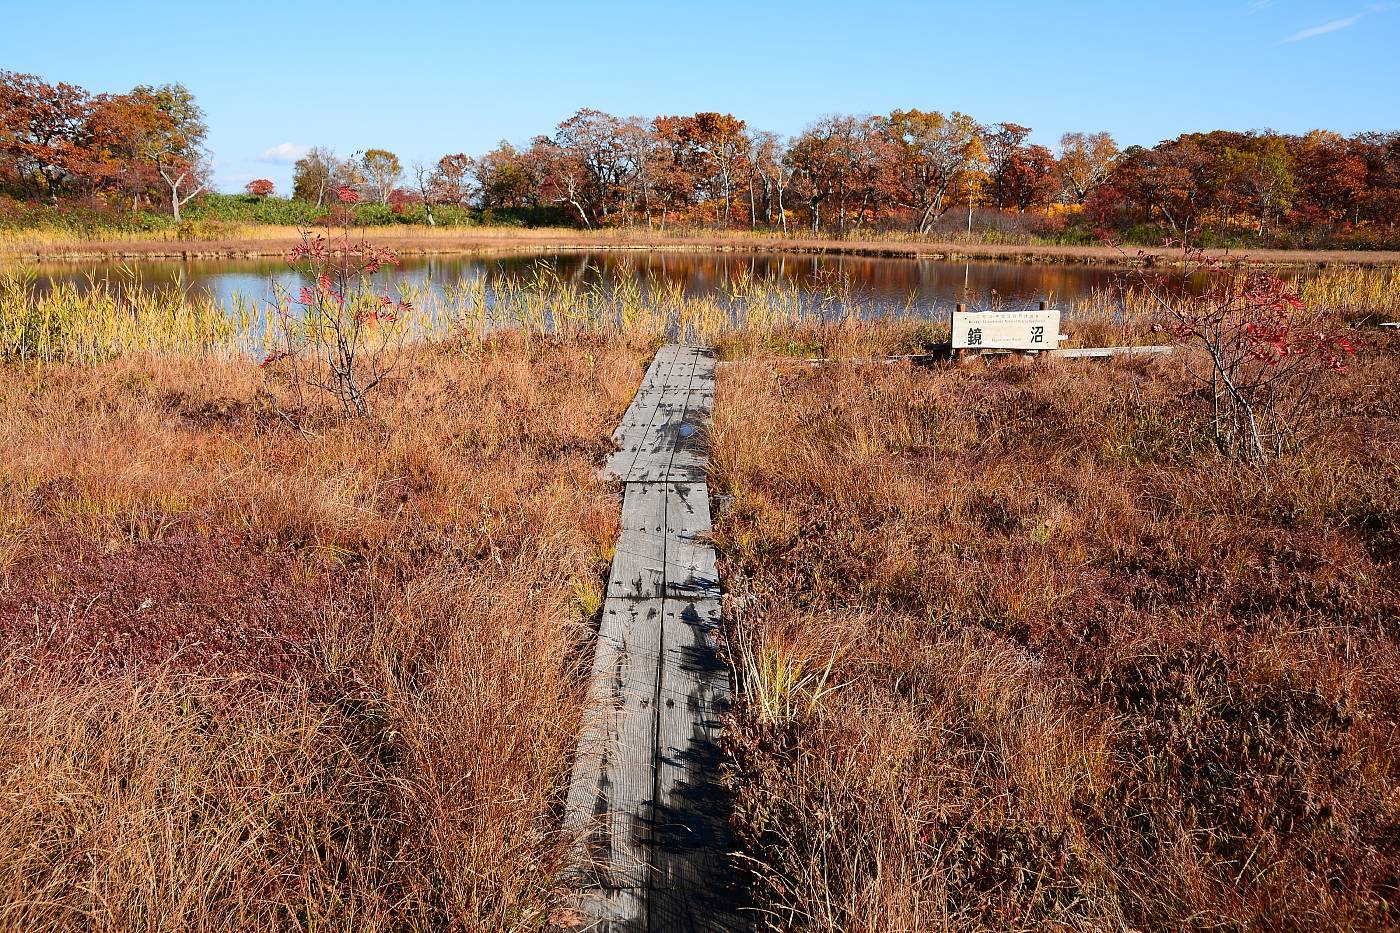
[{"xmin": 19, "ymin": 251, "xmax": 1146, "ymax": 319}]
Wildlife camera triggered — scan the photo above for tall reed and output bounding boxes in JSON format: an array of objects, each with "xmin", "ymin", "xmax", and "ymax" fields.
[
  {"xmin": 0, "ymin": 269, "xmax": 258, "ymax": 361},
  {"xmin": 2, "ymin": 262, "xmax": 910, "ymax": 361},
  {"xmin": 1299, "ymin": 266, "xmax": 1400, "ymax": 321},
  {"xmin": 5, "ymin": 262, "xmax": 1394, "ymax": 366}
]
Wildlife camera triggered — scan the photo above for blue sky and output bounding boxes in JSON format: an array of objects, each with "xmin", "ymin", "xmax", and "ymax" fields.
[{"xmin": 3, "ymin": 0, "xmax": 1397, "ymax": 193}]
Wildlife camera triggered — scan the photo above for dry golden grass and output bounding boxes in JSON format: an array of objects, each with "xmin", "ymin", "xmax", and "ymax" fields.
[
  {"xmin": 0, "ymin": 334, "xmax": 652, "ymax": 930},
  {"xmin": 710, "ymin": 328, "xmax": 1400, "ymax": 931},
  {"xmin": 2, "ymin": 261, "xmax": 1396, "ymax": 930},
  {"xmin": 1301, "ymin": 267, "xmax": 1400, "ymax": 323}
]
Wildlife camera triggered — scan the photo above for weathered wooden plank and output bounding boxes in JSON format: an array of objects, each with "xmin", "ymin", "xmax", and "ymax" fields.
[
  {"xmin": 651, "ymin": 596, "xmax": 746, "ymax": 931},
  {"xmin": 664, "ymin": 482, "xmax": 718, "ymax": 600},
  {"xmin": 565, "ymin": 597, "xmax": 667, "ymax": 926},
  {"xmin": 626, "ymin": 420, "xmax": 687, "ymax": 482},
  {"xmin": 570, "ymin": 344, "xmax": 745, "ymax": 932},
  {"xmin": 604, "ymin": 352, "xmax": 686, "ymax": 481},
  {"xmin": 661, "ymin": 373, "xmax": 713, "ymax": 484},
  {"xmin": 649, "ymin": 346, "xmax": 741, "ymax": 930},
  {"xmin": 607, "ymin": 483, "xmax": 667, "ymax": 600},
  {"xmin": 624, "ymin": 401, "xmax": 690, "ymax": 482},
  {"xmin": 606, "ymin": 423, "xmax": 653, "ymax": 474},
  {"xmin": 1050, "ymin": 345, "xmax": 1175, "ymax": 358},
  {"xmin": 666, "ymin": 400, "xmax": 711, "ymax": 481},
  {"xmin": 610, "ymin": 348, "xmax": 715, "ymax": 484}
]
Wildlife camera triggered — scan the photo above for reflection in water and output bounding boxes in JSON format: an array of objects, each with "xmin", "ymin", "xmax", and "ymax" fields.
[{"xmin": 16, "ymin": 250, "xmax": 1205, "ymax": 319}]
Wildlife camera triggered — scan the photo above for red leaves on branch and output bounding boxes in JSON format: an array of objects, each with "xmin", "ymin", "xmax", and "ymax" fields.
[
  {"xmin": 284, "ymin": 234, "xmax": 397, "ymax": 280},
  {"xmin": 336, "ymin": 185, "xmax": 360, "ymax": 204},
  {"xmin": 355, "ymin": 294, "xmax": 409, "ymax": 326},
  {"xmin": 1172, "ymin": 258, "xmax": 1354, "ymax": 372},
  {"xmin": 1133, "ymin": 238, "xmax": 1359, "ymax": 462},
  {"xmin": 270, "ymin": 213, "xmax": 408, "ymax": 415}
]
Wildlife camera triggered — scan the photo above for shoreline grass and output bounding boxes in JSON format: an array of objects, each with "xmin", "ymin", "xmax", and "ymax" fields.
[
  {"xmin": 6, "ymin": 225, "xmax": 1400, "ymax": 269},
  {"xmin": 6, "ymin": 261, "xmax": 1395, "ymax": 368}
]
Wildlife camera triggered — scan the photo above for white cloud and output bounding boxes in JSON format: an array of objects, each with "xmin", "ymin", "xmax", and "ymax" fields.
[
  {"xmin": 1286, "ymin": 14, "xmax": 1363, "ymax": 40},
  {"xmin": 258, "ymin": 142, "xmax": 310, "ymax": 164}
]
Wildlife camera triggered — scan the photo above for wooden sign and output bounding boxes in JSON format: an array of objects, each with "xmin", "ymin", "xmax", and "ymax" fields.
[{"xmin": 951, "ymin": 308, "xmax": 1061, "ymax": 351}]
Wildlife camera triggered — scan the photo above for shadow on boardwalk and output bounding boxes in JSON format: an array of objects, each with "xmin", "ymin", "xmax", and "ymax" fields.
[{"xmin": 565, "ymin": 345, "xmax": 751, "ymax": 933}]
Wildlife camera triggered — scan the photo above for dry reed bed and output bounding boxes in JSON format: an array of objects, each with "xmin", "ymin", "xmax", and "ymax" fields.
[
  {"xmin": 709, "ymin": 333, "xmax": 1400, "ymax": 930},
  {"xmin": 0, "ymin": 264, "xmax": 928, "ymax": 364},
  {"xmin": 0, "ymin": 335, "xmax": 649, "ymax": 930},
  {"xmin": 4, "ymin": 263, "xmax": 1397, "ymax": 371}
]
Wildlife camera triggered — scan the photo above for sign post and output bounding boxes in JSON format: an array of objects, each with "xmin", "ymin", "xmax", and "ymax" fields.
[{"xmin": 952, "ymin": 303, "xmax": 1062, "ymax": 355}]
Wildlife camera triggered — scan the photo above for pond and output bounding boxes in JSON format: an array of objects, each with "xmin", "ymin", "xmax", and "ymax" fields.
[{"xmin": 16, "ymin": 250, "xmax": 1145, "ymax": 320}]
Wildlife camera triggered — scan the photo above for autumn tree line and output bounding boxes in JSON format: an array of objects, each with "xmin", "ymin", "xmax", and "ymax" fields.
[
  {"xmin": 0, "ymin": 71, "xmax": 209, "ymax": 223},
  {"xmin": 4, "ymin": 70, "xmax": 1400, "ymax": 248},
  {"xmin": 397, "ymin": 111, "xmax": 1400, "ymax": 246}
]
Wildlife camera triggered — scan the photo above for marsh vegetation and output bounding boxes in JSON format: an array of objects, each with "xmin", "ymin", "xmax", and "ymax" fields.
[{"xmin": 0, "ymin": 249, "xmax": 1395, "ymax": 930}]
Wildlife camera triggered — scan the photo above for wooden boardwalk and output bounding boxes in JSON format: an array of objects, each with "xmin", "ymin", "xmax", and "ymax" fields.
[{"xmin": 565, "ymin": 344, "xmax": 746, "ymax": 932}]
